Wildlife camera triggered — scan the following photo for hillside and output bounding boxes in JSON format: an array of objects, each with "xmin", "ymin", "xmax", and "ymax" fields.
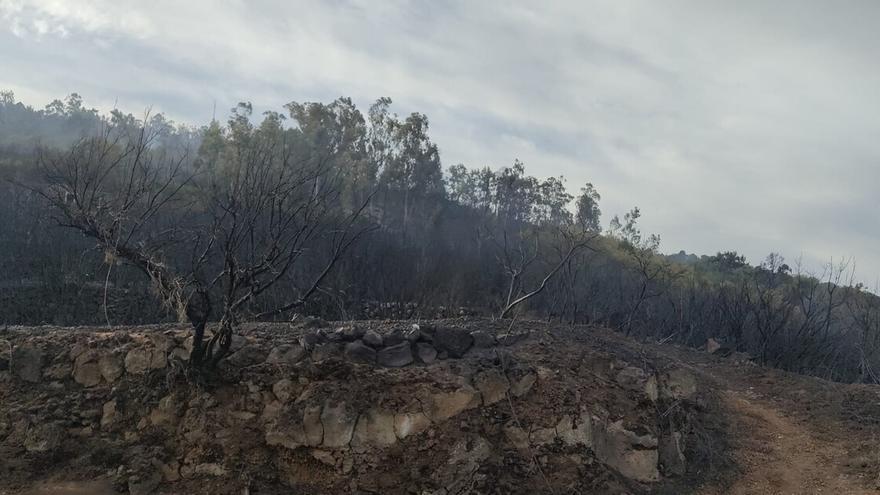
[{"xmin": 1, "ymin": 318, "xmax": 878, "ymax": 494}]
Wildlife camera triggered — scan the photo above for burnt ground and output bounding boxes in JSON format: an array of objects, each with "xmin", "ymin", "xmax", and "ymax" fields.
[{"xmin": 1, "ymin": 317, "xmax": 878, "ymax": 494}]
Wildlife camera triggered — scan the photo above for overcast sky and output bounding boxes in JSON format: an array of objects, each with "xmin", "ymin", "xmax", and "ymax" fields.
[{"xmin": 2, "ymin": 0, "xmax": 879, "ymax": 282}]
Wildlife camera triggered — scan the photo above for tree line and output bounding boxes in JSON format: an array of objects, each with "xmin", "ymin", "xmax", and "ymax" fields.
[{"xmin": 1, "ymin": 92, "xmax": 878, "ymax": 381}]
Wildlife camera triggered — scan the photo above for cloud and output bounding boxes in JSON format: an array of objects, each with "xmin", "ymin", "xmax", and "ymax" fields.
[{"xmin": 1, "ymin": 0, "xmax": 879, "ymax": 280}]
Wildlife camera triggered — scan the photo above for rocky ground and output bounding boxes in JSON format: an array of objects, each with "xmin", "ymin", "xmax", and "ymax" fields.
[{"xmin": 0, "ymin": 318, "xmax": 877, "ymax": 494}]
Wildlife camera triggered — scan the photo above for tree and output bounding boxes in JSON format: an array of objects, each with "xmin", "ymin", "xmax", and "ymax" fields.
[
  {"xmin": 575, "ymin": 182, "xmax": 601, "ymax": 231},
  {"xmin": 28, "ymin": 107, "xmax": 371, "ymax": 369}
]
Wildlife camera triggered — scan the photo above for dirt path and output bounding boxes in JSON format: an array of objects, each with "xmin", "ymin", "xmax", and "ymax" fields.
[{"xmin": 688, "ymin": 373, "xmax": 875, "ymax": 495}]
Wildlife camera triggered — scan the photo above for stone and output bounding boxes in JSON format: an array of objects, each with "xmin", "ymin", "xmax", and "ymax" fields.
[
  {"xmin": 11, "ymin": 344, "xmax": 43, "ymax": 383},
  {"xmin": 311, "ymin": 343, "xmax": 343, "ymax": 362},
  {"xmin": 431, "ymin": 435, "xmax": 492, "ymax": 493},
  {"xmin": 351, "ymin": 408, "xmax": 397, "ymax": 447},
  {"xmin": 377, "ymin": 342, "xmax": 413, "ymax": 367},
  {"xmin": 340, "ymin": 325, "xmax": 366, "ymax": 341},
  {"xmin": 303, "ymin": 405, "xmax": 324, "ymax": 446},
  {"xmin": 659, "ymin": 431, "xmax": 686, "ymax": 476},
  {"xmin": 101, "ymin": 399, "xmax": 118, "ymax": 429},
  {"xmin": 530, "ymin": 426, "xmax": 557, "ymax": 446},
  {"xmin": 383, "ymin": 329, "xmax": 407, "ymax": 346},
  {"xmin": 272, "ymin": 379, "xmax": 297, "ymax": 402},
  {"xmin": 72, "ymin": 360, "xmax": 103, "ymax": 387},
  {"xmin": 555, "ymin": 414, "xmax": 592, "ymax": 447},
  {"xmin": 311, "ymin": 449, "xmax": 336, "ymax": 466},
  {"xmin": 128, "ymin": 470, "xmax": 162, "ymax": 495},
  {"xmin": 265, "ymin": 344, "xmax": 306, "ymax": 366},
  {"xmin": 510, "ymin": 372, "xmax": 537, "ymax": 397},
  {"xmin": 431, "ymin": 327, "xmax": 474, "ymax": 358},
  {"xmin": 362, "ymin": 330, "xmax": 384, "ymax": 348},
  {"xmin": 300, "ymin": 331, "xmax": 322, "ymax": 350},
  {"xmin": 616, "ymin": 366, "xmax": 658, "ymax": 402},
  {"xmin": 426, "ymin": 387, "xmax": 480, "ymax": 422},
  {"xmin": 474, "ymin": 370, "xmax": 508, "ymax": 405},
  {"xmin": 225, "ymin": 346, "xmax": 268, "ymax": 367},
  {"xmin": 496, "ymin": 331, "xmax": 530, "ymax": 346},
  {"xmin": 393, "ymin": 412, "xmax": 431, "ymax": 439},
  {"xmin": 415, "ymin": 343, "xmax": 437, "ymax": 364},
  {"xmin": 158, "ymin": 461, "xmax": 181, "ymax": 482},
  {"xmin": 320, "ymin": 401, "xmax": 357, "ymax": 448},
  {"xmin": 124, "ymin": 347, "xmax": 166, "ymax": 374},
  {"xmin": 344, "ymin": 340, "xmax": 377, "ymax": 364},
  {"xmin": 194, "ymin": 463, "xmax": 228, "ymax": 477},
  {"xmin": 706, "ymin": 338, "xmax": 722, "ymax": 354},
  {"xmin": 592, "ymin": 419, "xmax": 659, "ymax": 483},
  {"xmin": 149, "ymin": 394, "xmax": 178, "ymax": 427},
  {"xmin": 503, "ymin": 425, "xmax": 530, "ymax": 450},
  {"xmin": 660, "ymin": 368, "xmax": 698, "ymax": 401},
  {"xmin": 23, "ymin": 422, "xmax": 64, "ymax": 453},
  {"xmin": 470, "ymin": 330, "xmax": 497, "ymax": 348},
  {"xmin": 98, "ymin": 353, "xmax": 124, "ymax": 383},
  {"xmin": 403, "ymin": 326, "xmax": 422, "ymax": 342}
]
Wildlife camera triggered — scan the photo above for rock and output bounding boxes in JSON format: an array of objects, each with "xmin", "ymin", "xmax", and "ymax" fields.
[
  {"xmin": 272, "ymin": 379, "xmax": 297, "ymax": 402},
  {"xmin": 659, "ymin": 431, "xmax": 686, "ymax": 476},
  {"xmin": 592, "ymin": 419, "xmax": 659, "ymax": 483},
  {"xmin": 383, "ymin": 329, "xmax": 407, "ymax": 347},
  {"xmin": 431, "ymin": 435, "xmax": 492, "ymax": 493},
  {"xmin": 615, "ymin": 366, "xmax": 658, "ymax": 402},
  {"xmin": 311, "ymin": 449, "xmax": 336, "ymax": 466},
  {"xmin": 298, "ymin": 316, "xmax": 328, "ymax": 330},
  {"xmin": 510, "ymin": 372, "xmax": 537, "ymax": 397},
  {"xmin": 11, "ymin": 344, "xmax": 43, "ymax": 383},
  {"xmin": 101, "ymin": 399, "xmax": 118, "ymax": 429},
  {"xmin": 265, "ymin": 344, "xmax": 306, "ymax": 366},
  {"xmin": 23, "ymin": 422, "xmax": 64, "ymax": 453},
  {"xmin": 300, "ymin": 331, "xmax": 322, "ymax": 350},
  {"xmin": 311, "ymin": 343, "xmax": 343, "ymax": 362},
  {"xmin": 362, "ymin": 330, "xmax": 384, "ymax": 348},
  {"xmin": 158, "ymin": 461, "xmax": 181, "ymax": 482},
  {"xmin": 377, "ymin": 342, "xmax": 413, "ymax": 367},
  {"xmin": 393, "ymin": 412, "xmax": 431, "ymax": 439},
  {"xmin": 503, "ymin": 425, "xmax": 530, "ymax": 450},
  {"xmin": 431, "ymin": 327, "xmax": 474, "ymax": 358},
  {"xmin": 351, "ymin": 408, "xmax": 397, "ymax": 447},
  {"xmin": 555, "ymin": 414, "xmax": 592, "ymax": 447},
  {"xmin": 98, "ymin": 353, "xmax": 124, "ymax": 383},
  {"xmin": 471, "ymin": 330, "xmax": 497, "ymax": 348},
  {"xmin": 415, "ymin": 343, "xmax": 437, "ymax": 364},
  {"xmin": 303, "ymin": 405, "xmax": 324, "ymax": 446},
  {"xmin": 426, "ymin": 387, "xmax": 480, "ymax": 422},
  {"xmin": 148, "ymin": 394, "xmax": 178, "ymax": 427},
  {"xmin": 128, "ymin": 470, "xmax": 162, "ymax": 495},
  {"xmin": 73, "ymin": 356, "xmax": 103, "ymax": 387},
  {"xmin": 706, "ymin": 338, "xmax": 722, "ymax": 354},
  {"xmin": 225, "ymin": 346, "xmax": 267, "ymax": 367},
  {"xmin": 403, "ymin": 326, "xmax": 422, "ymax": 342},
  {"xmin": 194, "ymin": 463, "xmax": 227, "ymax": 477},
  {"xmin": 341, "ymin": 325, "xmax": 366, "ymax": 340},
  {"xmin": 124, "ymin": 347, "xmax": 166, "ymax": 374},
  {"xmin": 474, "ymin": 370, "xmax": 508, "ymax": 405},
  {"xmin": 321, "ymin": 401, "xmax": 357, "ymax": 448},
  {"xmin": 344, "ymin": 340, "xmax": 377, "ymax": 364},
  {"xmin": 660, "ymin": 368, "xmax": 698, "ymax": 401},
  {"xmin": 530, "ymin": 426, "xmax": 557, "ymax": 445}
]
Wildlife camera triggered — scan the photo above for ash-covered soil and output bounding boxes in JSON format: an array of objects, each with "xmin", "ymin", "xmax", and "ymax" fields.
[{"xmin": 10, "ymin": 317, "xmax": 869, "ymax": 494}]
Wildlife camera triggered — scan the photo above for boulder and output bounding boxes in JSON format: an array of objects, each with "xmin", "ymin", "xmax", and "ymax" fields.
[
  {"xmin": 23, "ymin": 422, "xmax": 64, "ymax": 453},
  {"xmin": 383, "ymin": 329, "xmax": 407, "ymax": 347},
  {"xmin": 431, "ymin": 435, "xmax": 492, "ymax": 493},
  {"xmin": 362, "ymin": 330, "xmax": 384, "ymax": 348},
  {"xmin": 660, "ymin": 368, "xmax": 697, "ymax": 401},
  {"xmin": 510, "ymin": 372, "xmax": 537, "ymax": 397},
  {"xmin": 344, "ymin": 340, "xmax": 377, "ymax": 364},
  {"xmin": 415, "ymin": 343, "xmax": 437, "ymax": 364},
  {"xmin": 377, "ymin": 342, "xmax": 413, "ymax": 367},
  {"xmin": 473, "ymin": 370, "xmax": 508, "ymax": 405},
  {"xmin": 556, "ymin": 414, "xmax": 592, "ymax": 447},
  {"xmin": 393, "ymin": 412, "xmax": 431, "ymax": 439},
  {"xmin": 530, "ymin": 426, "xmax": 557, "ymax": 445},
  {"xmin": 471, "ymin": 330, "xmax": 497, "ymax": 348},
  {"xmin": 303, "ymin": 405, "xmax": 324, "ymax": 446},
  {"xmin": 592, "ymin": 419, "xmax": 659, "ymax": 483},
  {"xmin": 101, "ymin": 399, "xmax": 118, "ymax": 429},
  {"xmin": 300, "ymin": 331, "xmax": 322, "ymax": 350},
  {"xmin": 272, "ymin": 378, "xmax": 298, "ymax": 402},
  {"xmin": 124, "ymin": 347, "xmax": 166, "ymax": 374},
  {"xmin": 311, "ymin": 343, "xmax": 343, "ymax": 362},
  {"xmin": 225, "ymin": 346, "xmax": 268, "ymax": 368},
  {"xmin": 265, "ymin": 344, "xmax": 306, "ymax": 366},
  {"xmin": 11, "ymin": 344, "xmax": 43, "ymax": 383},
  {"xmin": 98, "ymin": 353, "xmax": 124, "ymax": 383},
  {"xmin": 341, "ymin": 325, "xmax": 365, "ymax": 341},
  {"xmin": 426, "ymin": 387, "xmax": 480, "ymax": 422},
  {"xmin": 320, "ymin": 401, "xmax": 357, "ymax": 448},
  {"xmin": 351, "ymin": 408, "xmax": 397, "ymax": 447},
  {"xmin": 432, "ymin": 327, "xmax": 474, "ymax": 358},
  {"xmin": 72, "ymin": 351, "xmax": 103, "ymax": 387},
  {"xmin": 615, "ymin": 366, "xmax": 658, "ymax": 403}
]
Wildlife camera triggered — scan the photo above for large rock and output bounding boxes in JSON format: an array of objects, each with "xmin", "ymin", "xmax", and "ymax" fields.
[
  {"xmin": 474, "ymin": 370, "xmax": 508, "ymax": 405},
  {"xmin": 23, "ymin": 422, "xmax": 64, "ymax": 453},
  {"xmin": 351, "ymin": 408, "xmax": 397, "ymax": 447},
  {"xmin": 431, "ymin": 435, "xmax": 492, "ymax": 493},
  {"xmin": 98, "ymin": 353, "xmax": 124, "ymax": 383},
  {"xmin": 592, "ymin": 419, "xmax": 659, "ymax": 483},
  {"xmin": 660, "ymin": 368, "xmax": 697, "ymax": 401},
  {"xmin": 11, "ymin": 344, "xmax": 43, "ymax": 383},
  {"xmin": 311, "ymin": 343, "xmax": 343, "ymax": 362},
  {"xmin": 320, "ymin": 401, "xmax": 357, "ymax": 448},
  {"xmin": 426, "ymin": 387, "xmax": 480, "ymax": 422},
  {"xmin": 344, "ymin": 340, "xmax": 377, "ymax": 364},
  {"xmin": 471, "ymin": 330, "xmax": 497, "ymax": 348},
  {"xmin": 615, "ymin": 366, "xmax": 658, "ymax": 403},
  {"xmin": 415, "ymin": 343, "xmax": 437, "ymax": 364},
  {"xmin": 265, "ymin": 344, "xmax": 306, "ymax": 366},
  {"xmin": 393, "ymin": 412, "xmax": 431, "ymax": 439},
  {"xmin": 431, "ymin": 327, "xmax": 474, "ymax": 358},
  {"xmin": 377, "ymin": 342, "xmax": 413, "ymax": 367},
  {"xmin": 101, "ymin": 399, "xmax": 118, "ymax": 429},
  {"xmin": 124, "ymin": 347, "xmax": 167, "ymax": 374},
  {"xmin": 225, "ymin": 346, "xmax": 268, "ymax": 367},
  {"xmin": 556, "ymin": 414, "xmax": 592, "ymax": 446},
  {"xmin": 362, "ymin": 330, "xmax": 384, "ymax": 348},
  {"xmin": 303, "ymin": 405, "xmax": 324, "ymax": 447},
  {"xmin": 72, "ymin": 350, "xmax": 103, "ymax": 387}
]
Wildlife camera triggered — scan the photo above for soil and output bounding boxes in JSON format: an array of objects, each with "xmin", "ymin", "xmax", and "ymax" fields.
[{"xmin": 1, "ymin": 318, "xmax": 879, "ymax": 494}]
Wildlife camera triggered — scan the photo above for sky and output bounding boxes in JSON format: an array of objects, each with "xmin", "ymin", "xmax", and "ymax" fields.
[{"xmin": 1, "ymin": 0, "xmax": 879, "ymax": 283}]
